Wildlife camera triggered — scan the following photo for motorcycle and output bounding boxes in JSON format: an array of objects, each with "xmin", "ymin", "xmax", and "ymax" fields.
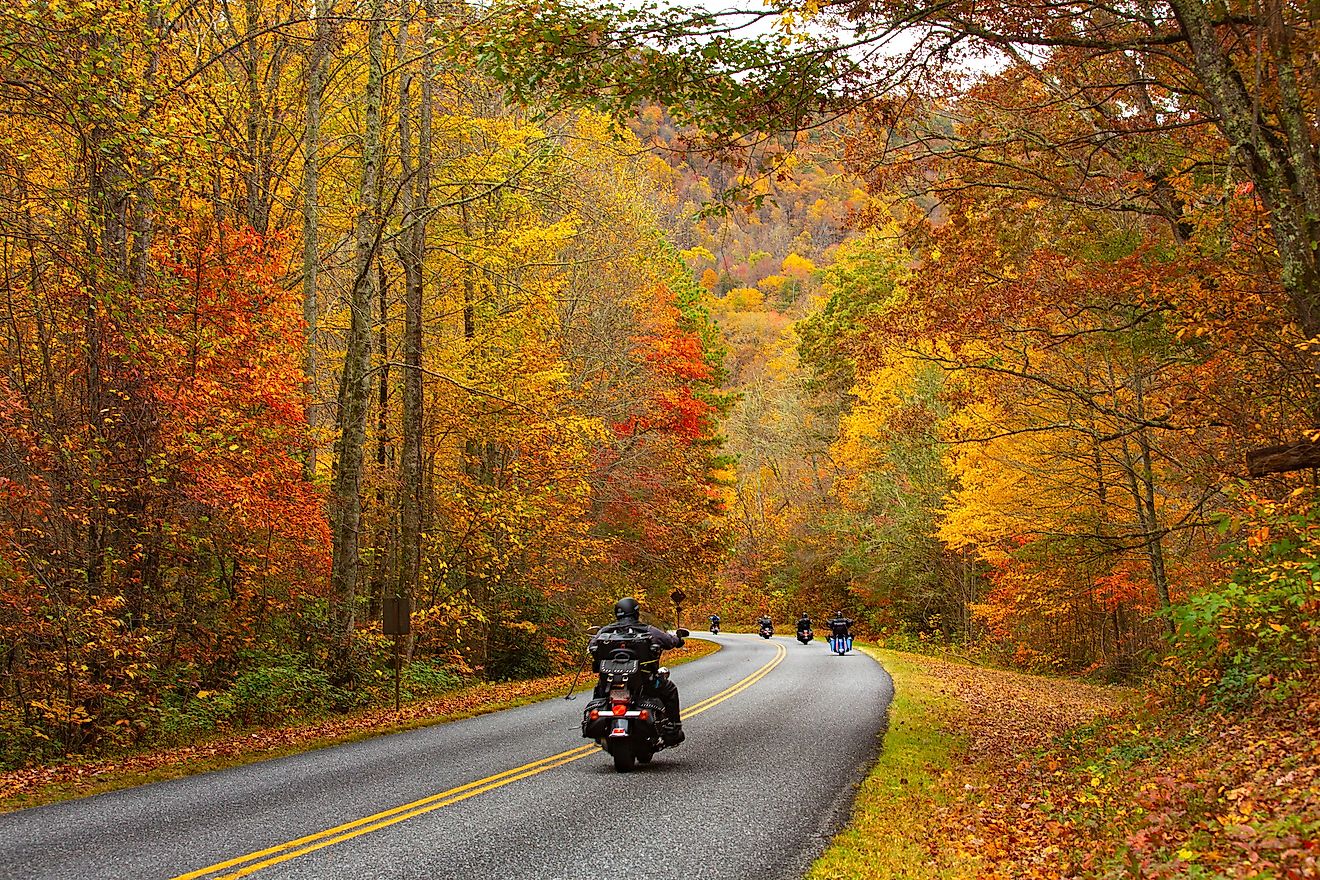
[
  {"xmin": 710, "ymin": 620, "xmax": 721, "ymax": 634},
  {"xmin": 796, "ymin": 626, "xmax": 813, "ymax": 644},
  {"xmin": 759, "ymin": 623, "xmax": 774, "ymax": 639},
  {"xmin": 828, "ymin": 632, "xmax": 853, "ymax": 655},
  {"xmin": 581, "ymin": 626, "xmax": 689, "ymax": 772}
]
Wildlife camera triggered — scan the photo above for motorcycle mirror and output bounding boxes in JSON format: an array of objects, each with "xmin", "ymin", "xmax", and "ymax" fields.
[
  {"xmin": 675, "ymin": 628, "xmax": 689, "ymax": 638},
  {"xmin": 586, "ymin": 625, "xmax": 602, "ymax": 634}
]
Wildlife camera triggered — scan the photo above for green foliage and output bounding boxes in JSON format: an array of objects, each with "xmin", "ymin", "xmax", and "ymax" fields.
[
  {"xmin": 471, "ymin": 0, "xmax": 862, "ymax": 146},
  {"xmin": 797, "ymin": 228, "xmax": 908, "ymax": 399},
  {"xmin": 0, "ymin": 706, "xmax": 66, "ymax": 770},
  {"xmin": 1170, "ymin": 495, "xmax": 1320, "ymax": 705},
  {"xmin": 399, "ymin": 660, "xmax": 464, "ymax": 699},
  {"xmin": 225, "ymin": 665, "xmax": 342, "ymax": 725},
  {"xmin": 154, "ymin": 662, "xmax": 347, "ymax": 739}
]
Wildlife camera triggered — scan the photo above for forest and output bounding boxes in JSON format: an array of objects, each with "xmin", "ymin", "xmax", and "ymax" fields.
[{"xmin": 0, "ymin": 0, "xmax": 1316, "ymax": 854}]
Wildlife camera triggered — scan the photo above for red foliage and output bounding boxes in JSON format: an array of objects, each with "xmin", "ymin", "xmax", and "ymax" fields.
[
  {"xmin": 149, "ymin": 221, "xmax": 329, "ymax": 582},
  {"xmin": 613, "ymin": 286, "xmax": 716, "ymax": 443},
  {"xmin": 0, "ymin": 217, "xmax": 327, "ymax": 761}
]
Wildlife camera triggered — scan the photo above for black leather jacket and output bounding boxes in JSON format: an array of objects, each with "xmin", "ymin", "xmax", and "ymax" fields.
[{"xmin": 589, "ymin": 621, "xmax": 684, "ymax": 652}]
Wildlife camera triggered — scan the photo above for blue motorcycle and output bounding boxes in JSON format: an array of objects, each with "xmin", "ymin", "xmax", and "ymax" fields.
[{"xmin": 828, "ymin": 633, "xmax": 852, "ymax": 655}]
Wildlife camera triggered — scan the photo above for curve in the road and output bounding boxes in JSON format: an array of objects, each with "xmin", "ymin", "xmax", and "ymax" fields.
[
  {"xmin": 0, "ymin": 635, "xmax": 890, "ymax": 880},
  {"xmin": 172, "ymin": 643, "xmax": 788, "ymax": 880}
]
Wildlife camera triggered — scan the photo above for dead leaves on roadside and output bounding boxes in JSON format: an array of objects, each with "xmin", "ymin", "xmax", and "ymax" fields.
[{"xmin": 902, "ymin": 654, "xmax": 1319, "ymax": 878}]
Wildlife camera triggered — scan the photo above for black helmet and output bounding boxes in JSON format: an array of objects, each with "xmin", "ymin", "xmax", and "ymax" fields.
[{"xmin": 614, "ymin": 597, "xmax": 641, "ymax": 622}]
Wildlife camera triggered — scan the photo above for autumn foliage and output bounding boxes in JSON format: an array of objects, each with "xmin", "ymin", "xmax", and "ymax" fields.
[
  {"xmin": 0, "ymin": 0, "xmax": 732, "ymax": 765},
  {"xmin": 0, "ymin": 217, "xmax": 326, "ymax": 764},
  {"xmin": 830, "ymin": 651, "xmax": 1318, "ymax": 880}
]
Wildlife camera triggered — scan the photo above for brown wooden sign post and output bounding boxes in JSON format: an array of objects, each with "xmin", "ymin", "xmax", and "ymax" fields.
[{"xmin": 382, "ymin": 595, "xmax": 411, "ymax": 712}]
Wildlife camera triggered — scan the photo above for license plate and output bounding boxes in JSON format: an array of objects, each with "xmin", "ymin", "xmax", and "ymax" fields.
[{"xmin": 600, "ymin": 658, "xmax": 639, "ymax": 674}]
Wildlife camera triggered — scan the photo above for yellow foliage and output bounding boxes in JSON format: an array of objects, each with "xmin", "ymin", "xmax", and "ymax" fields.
[
  {"xmin": 781, "ymin": 252, "xmax": 817, "ymax": 280},
  {"xmin": 725, "ymin": 286, "xmax": 765, "ymax": 310},
  {"xmin": 682, "ymin": 245, "xmax": 717, "ymax": 265}
]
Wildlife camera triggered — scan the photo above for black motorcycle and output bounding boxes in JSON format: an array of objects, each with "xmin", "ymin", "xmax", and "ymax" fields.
[
  {"xmin": 796, "ymin": 626, "xmax": 813, "ymax": 644},
  {"xmin": 581, "ymin": 626, "xmax": 688, "ymax": 772},
  {"xmin": 759, "ymin": 622, "xmax": 773, "ymax": 639},
  {"xmin": 709, "ymin": 620, "xmax": 721, "ymax": 634}
]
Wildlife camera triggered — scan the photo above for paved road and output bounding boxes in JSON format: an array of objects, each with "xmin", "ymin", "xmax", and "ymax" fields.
[{"xmin": 0, "ymin": 634, "xmax": 892, "ymax": 880}]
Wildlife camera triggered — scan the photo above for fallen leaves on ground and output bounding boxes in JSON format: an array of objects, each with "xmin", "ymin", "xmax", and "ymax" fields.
[{"xmin": 903, "ymin": 654, "xmax": 1319, "ymax": 878}]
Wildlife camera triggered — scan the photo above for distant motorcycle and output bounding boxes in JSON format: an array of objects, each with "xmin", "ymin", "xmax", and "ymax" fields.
[
  {"xmin": 582, "ymin": 626, "xmax": 689, "ymax": 772},
  {"xmin": 796, "ymin": 627, "xmax": 813, "ymax": 644},
  {"xmin": 828, "ymin": 633, "xmax": 852, "ymax": 655},
  {"xmin": 710, "ymin": 620, "xmax": 721, "ymax": 634},
  {"xmin": 759, "ymin": 623, "xmax": 774, "ymax": 639}
]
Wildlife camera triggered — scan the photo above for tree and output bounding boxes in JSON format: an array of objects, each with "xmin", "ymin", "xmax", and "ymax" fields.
[{"xmin": 474, "ymin": 0, "xmax": 1320, "ymax": 344}]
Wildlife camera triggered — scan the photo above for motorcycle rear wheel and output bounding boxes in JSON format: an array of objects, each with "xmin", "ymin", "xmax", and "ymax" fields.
[{"xmin": 612, "ymin": 741, "xmax": 637, "ymax": 773}]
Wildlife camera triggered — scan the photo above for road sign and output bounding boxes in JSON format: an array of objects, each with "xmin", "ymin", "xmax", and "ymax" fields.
[{"xmin": 382, "ymin": 594, "xmax": 411, "ymax": 635}]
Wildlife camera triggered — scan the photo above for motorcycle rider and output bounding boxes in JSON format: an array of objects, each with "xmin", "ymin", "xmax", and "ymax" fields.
[
  {"xmin": 796, "ymin": 612, "xmax": 812, "ymax": 635},
  {"xmin": 709, "ymin": 613, "xmax": 721, "ymax": 631},
  {"xmin": 590, "ymin": 597, "xmax": 686, "ymax": 745},
  {"xmin": 827, "ymin": 610, "xmax": 854, "ymax": 652},
  {"xmin": 757, "ymin": 614, "xmax": 773, "ymax": 633}
]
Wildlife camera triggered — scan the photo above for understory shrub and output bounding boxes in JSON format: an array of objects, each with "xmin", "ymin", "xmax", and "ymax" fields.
[
  {"xmin": 1170, "ymin": 492, "xmax": 1320, "ymax": 705},
  {"xmin": 400, "ymin": 659, "xmax": 463, "ymax": 699},
  {"xmin": 154, "ymin": 661, "xmax": 348, "ymax": 741}
]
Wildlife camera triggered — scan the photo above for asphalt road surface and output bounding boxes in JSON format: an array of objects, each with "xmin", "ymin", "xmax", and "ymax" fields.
[{"xmin": 0, "ymin": 633, "xmax": 893, "ymax": 880}]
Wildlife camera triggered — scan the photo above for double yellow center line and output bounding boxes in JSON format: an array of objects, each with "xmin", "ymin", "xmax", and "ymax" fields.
[{"xmin": 173, "ymin": 641, "xmax": 787, "ymax": 880}]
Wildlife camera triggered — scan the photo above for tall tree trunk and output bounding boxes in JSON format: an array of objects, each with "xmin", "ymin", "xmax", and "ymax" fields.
[
  {"xmin": 1166, "ymin": 0, "xmax": 1320, "ymax": 340},
  {"xmin": 301, "ymin": 1, "xmax": 333, "ymax": 480},
  {"xmin": 83, "ymin": 20, "xmax": 134, "ymax": 599},
  {"xmin": 1115, "ymin": 364, "xmax": 1173, "ymax": 628},
  {"xmin": 368, "ymin": 260, "xmax": 391, "ymax": 623},
  {"xmin": 457, "ymin": 198, "xmax": 489, "ymax": 671},
  {"xmin": 1132, "ymin": 375, "xmax": 1172, "ymax": 627},
  {"xmin": 395, "ymin": 0, "xmax": 432, "ymax": 647},
  {"xmin": 328, "ymin": 0, "xmax": 383, "ymax": 674}
]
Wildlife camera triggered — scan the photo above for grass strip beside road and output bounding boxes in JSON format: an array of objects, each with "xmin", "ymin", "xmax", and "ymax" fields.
[
  {"xmin": 808, "ymin": 647, "xmax": 1136, "ymax": 880},
  {"xmin": 0, "ymin": 638, "xmax": 720, "ymax": 814},
  {"xmin": 807, "ymin": 647, "xmax": 980, "ymax": 880}
]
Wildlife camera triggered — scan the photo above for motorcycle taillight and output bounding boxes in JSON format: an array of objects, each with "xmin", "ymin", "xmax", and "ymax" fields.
[{"xmin": 612, "ymin": 703, "xmax": 627, "ymax": 716}]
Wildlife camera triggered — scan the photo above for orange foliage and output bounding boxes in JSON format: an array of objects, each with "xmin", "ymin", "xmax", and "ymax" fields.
[{"xmin": 0, "ymin": 217, "xmax": 326, "ymax": 761}]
